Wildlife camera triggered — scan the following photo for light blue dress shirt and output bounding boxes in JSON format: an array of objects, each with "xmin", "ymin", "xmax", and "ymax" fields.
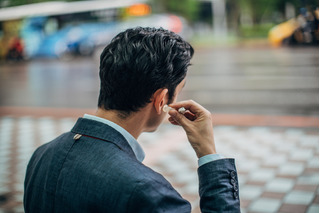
[
  {"xmin": 83, "ymin": 114, "xmax": 145, "ymax": 162},
  {"xmin": 83, "ymin": 114, "xmax": 222, "ymax": 167}
]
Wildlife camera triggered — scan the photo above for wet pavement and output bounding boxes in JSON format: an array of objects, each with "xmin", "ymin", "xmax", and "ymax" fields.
[
  {"xmin": 0, "ymin": 45, "xmax": 319, "ymax": 212},
  {"xmin": 0, "ymin": 46, "xmax": 318, "ymax": 115},
  {"xmin": 185, "ymin": 46, "xmax": 318, "ymax": 115}
]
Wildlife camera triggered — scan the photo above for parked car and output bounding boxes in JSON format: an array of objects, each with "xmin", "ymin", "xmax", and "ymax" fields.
[{"xmin": 32, "ymin": 22, "xmax": 117, "ymax": 59}]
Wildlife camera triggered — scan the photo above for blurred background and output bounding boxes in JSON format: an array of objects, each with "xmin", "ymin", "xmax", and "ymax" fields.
[{"xmin": 0, "ymin": 0, "xmax": 318, "ymax": 212}]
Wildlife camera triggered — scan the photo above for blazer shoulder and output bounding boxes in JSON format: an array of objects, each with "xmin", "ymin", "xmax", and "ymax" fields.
[
  {"xmin": 28, "ymin": 132, "xmax": 72, "ymax": 165},
  {"xmin": 125, "ymin": 162, "xmax": 191, "ymax": 213},
  {"xmin": 118, "ymin": 159, "xmax": 170, "ymax": 187}
]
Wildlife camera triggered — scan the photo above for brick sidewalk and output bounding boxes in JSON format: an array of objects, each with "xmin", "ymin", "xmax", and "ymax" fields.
[
  {"xmin": 0, "ymin": 112, "xmax": 318, "ymax": 212},
  {"xmin": 0, "ymin": 106, "xmax": 318, "ymax": 127}
]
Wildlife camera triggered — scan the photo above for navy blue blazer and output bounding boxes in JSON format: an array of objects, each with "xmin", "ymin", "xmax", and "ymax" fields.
[{"xmin": 24, "ymin": 118, "xmax": 240, "ymax": 212}]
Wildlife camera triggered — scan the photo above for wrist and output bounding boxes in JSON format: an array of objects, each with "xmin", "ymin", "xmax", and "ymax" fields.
[
  {"xmin": 197, "ymin": 150, "xmax": 217, "ymax": 158},
  {"xmin": 194, "ymin": 144, "xmax": 216, "ymax": 158}
]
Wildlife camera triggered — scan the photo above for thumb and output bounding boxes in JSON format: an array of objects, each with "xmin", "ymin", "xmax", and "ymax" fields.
[{"xmin": 168, "ymin": 110, "xmax": 190, "ymax": 127}]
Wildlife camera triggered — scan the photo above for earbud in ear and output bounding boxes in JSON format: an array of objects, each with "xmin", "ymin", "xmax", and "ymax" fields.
[
  {"xmin": 163, "ymin": 105, "xmax": 173, "ymax": 113},
  {"xmin": 163, "ymin": 105, "xmax": 186, "ymax": 114}
]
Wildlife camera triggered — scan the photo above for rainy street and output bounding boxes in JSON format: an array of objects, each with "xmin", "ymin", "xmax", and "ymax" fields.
[{"xmin": 0, "ymin": 45, "xmax": 318, "ymax": 116}]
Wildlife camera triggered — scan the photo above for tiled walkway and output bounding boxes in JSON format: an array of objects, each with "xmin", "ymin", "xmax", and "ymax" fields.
[{"xmin": 0, "ymin": 115, "xmax": 318, "ymax": 213}]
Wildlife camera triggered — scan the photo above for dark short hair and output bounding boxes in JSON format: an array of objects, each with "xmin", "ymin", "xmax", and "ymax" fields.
[{"xmin": 98, "ymin": 27, "xmax": 194, "ymax": 114}]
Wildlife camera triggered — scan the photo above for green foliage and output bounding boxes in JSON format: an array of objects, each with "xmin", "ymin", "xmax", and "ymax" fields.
[
  {"xmin": 240, "ymin": 0, "xmax": 319, "ymax": 25},
  {"xmin": 161, "ymin": 0, "xmax": 199, "ymax": 22},
  {"xmin": 240, "ymin": 0, "xmax": 278, "ymax": 24},
  {"xmin": 239, "ymin": 23, "xmax": 275, "ymax": 38},
  {"xmin": 235, "ymin": 0, "xmax": 319, "ymax": 38}
]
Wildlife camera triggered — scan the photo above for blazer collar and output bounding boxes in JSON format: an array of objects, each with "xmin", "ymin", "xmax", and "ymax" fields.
[{"xmin": 71, "ymin": 118, "xmax": 136, "ymax": 160}]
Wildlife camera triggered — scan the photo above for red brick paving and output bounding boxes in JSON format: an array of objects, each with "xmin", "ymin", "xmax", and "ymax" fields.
[
  {"xmin": 1, "ymin": 106, "xmax": 318, "ymax": 127},
  {"xmin": 279, "ymin": 204, "xmax": 308, "ymax": 213},
  {"xmin": 260, "ymin": 192, "xmax": 287, "ymax": 199},
  {"xmin": 0, "ymin": 108, "xmax": 318, "ymax": 213}
]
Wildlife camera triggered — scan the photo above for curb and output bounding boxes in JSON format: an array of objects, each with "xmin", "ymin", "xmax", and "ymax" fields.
[{"xmin": 0, "ymin": 106, "xmax": 318, "ymax": 128}]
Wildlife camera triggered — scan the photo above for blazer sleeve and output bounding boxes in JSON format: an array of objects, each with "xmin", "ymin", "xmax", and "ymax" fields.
[
  {"xmin": 198, "ymin": 158, "xmax": 241, "ymax": 213},
  {"xmin": 126, "ymin": 178, "xmax": 191, "ymax": 213}
]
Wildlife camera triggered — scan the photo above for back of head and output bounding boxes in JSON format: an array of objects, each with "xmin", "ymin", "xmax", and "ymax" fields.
[{"xmin": 98, "ymin": 27, "xmax": 194, "ymax": 115}]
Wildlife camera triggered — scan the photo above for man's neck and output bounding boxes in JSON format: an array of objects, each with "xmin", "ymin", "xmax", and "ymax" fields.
[{"xmin": 95, "ymin": 108, "xmax": 150, "ymax": 139}]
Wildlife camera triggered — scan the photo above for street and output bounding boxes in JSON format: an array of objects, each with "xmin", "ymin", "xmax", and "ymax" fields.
[
  {"xmin": 0, "ymin": 46, "xmax": 318, "ymax": 116},
  {"xmin": 186, "ymin": 46, "xmax": 318, "ymax": 115}
]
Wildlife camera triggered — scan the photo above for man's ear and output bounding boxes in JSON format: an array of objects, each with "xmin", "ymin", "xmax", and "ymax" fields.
[{"xmin": 153, "ymin": 88, "xmax": 169, "ymax": 115}]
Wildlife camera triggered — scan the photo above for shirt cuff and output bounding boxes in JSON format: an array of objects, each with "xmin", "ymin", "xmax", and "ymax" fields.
[{"xmin": 198, "ymin": 154, "xmax": 224, "ymax": 167}]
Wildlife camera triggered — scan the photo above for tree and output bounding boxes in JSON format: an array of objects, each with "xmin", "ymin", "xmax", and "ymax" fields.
[
  {"xmin": 239, "ymin": 0, "xmax": 279, "ymax": 25},
  {"xmin": 157, "ymin": 0, "xmax": 200, "ymax": 23},
  {"xmin": 239, "ymin": 0, "xmax": 319, "ymax": 25}
]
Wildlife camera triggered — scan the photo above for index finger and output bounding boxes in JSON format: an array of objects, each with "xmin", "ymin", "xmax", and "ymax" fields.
[{"xmin": 169, "ymin": 100, "xmax": 208, "ymax": 116}]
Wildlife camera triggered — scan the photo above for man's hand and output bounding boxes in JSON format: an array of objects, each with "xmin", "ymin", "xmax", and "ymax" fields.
[{"xmin": 168, "ymin": 100, "xmax": 216, "ymax": 158}]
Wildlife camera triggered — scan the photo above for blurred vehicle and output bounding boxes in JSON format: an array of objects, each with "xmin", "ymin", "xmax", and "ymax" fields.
[
  {"xmin": 0, "ymin": 19, "xmax": 24, "ymax": 61},
  {"xmin": 0, "ymin": 0, "xmax": 146, "ymax": 60},
  {"xmin": 22, "ymin": 14, "xmax": 190, "ymax": 59},
  {"xmin": 269, "ymin": 8, "xmax": 319, "ymax": 47},
  {"xmin": 6, "ymin": 37, "xmax": 24, "ymax": 60},
  {"xmin": 0, "ymin": 1, "xmax": 191, "ymax": 61},
  {"xmin": 21, "ymin": 17, "xmax": 117, "ymax": 59}
]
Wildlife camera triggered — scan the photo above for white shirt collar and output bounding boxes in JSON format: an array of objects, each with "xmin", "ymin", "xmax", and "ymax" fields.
[{"xmin": 83, "ymin": 114, "xmax": 145, "ymax": 162}]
